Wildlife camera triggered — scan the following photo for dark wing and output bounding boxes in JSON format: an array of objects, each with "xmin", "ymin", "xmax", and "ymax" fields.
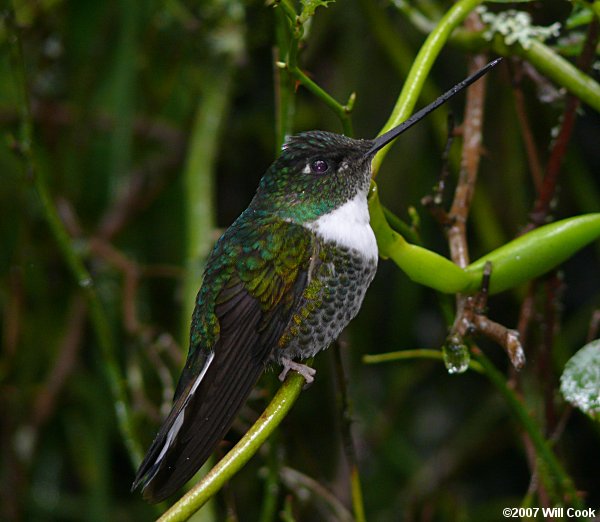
[{"xmin": 132, "ymin": 218, "xmax": 314, "ymax": 503}]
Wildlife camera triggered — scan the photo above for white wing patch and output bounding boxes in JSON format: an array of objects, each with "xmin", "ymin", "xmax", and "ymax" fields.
[
  {"xmin": 307, "ymin": 191, "xmax": 378, "ymax": 261},
  {"xmin": 153, "ymin": 351, "xmax": 216, "ymax": 467}
]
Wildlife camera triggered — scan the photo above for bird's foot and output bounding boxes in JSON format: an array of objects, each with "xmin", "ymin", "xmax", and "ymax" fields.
[{"xmin": 279, "ymin": 358, "xmax": 316, "ymax": 385}]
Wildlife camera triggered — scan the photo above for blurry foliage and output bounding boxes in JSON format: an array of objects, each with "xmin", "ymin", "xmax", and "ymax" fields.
[{"xmin": 1, "ymin": 0, "xmax": 600, "ymax": 521}]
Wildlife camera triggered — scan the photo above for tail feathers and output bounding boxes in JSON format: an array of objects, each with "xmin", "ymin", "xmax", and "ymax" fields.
[
  {"xmin": 132, "ymin": 277, "xmax": 293, "ymax": 503},
  {"xmin": 132, "ymin": 345, "xmax": 265, "ymax": 503}
]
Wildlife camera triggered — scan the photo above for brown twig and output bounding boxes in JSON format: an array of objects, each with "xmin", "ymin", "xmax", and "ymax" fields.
[
  {"xmin": 503, "ymin": 22, "xmax": 600, "ymax": 508},
  {"xmin": 510, "ymin": 61, "xmax": 545, "ymax": 193},
  {"xmin": 424, "ymin": 43, "xmax": 526, "ymax": 370},
  {"xmin": 513, "ymin": 13, "xmax": 599, "ymax": 443},
  {"xmin": 587, "ymin": 310, "xmax": 600, "ymax": 342},
  {"xmin": 529, "ymin": 18, "xmax": 600, "ymax": 226},
  {"xmin": 447, "ymin": 52, "xmax": 489, "ymax": 267},
  {"xmin": 421, "ymin": 114, "xmax": 456, "ymax": 227},
  {"xmin": 447, "ymin": 262, "xmax": 525, "ymax": 370},
  {"xmin": 516, "ymin": 282, "xmax": 538, "ymax": 347},
  {"xmin": 31, "ymin": 294, "xmax": 87, "ymax": 430},
  {"xmin": 541, "ymin": 274, "xmax": 564, "ymax": 432}
]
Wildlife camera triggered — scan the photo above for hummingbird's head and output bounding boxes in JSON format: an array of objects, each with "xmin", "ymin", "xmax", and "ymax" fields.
[
  {"xmin": 250, "ymin": 58, "xmax": 503, "ymax": 224},
  {"xmin": 251, "ymin": 131, "xmax": 375, "ymax": 223}
]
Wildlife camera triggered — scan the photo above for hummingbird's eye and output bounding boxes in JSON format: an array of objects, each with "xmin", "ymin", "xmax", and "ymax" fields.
[{"xmin": 310, "ymin": 159, "xmax": 329, "ymax": 174}]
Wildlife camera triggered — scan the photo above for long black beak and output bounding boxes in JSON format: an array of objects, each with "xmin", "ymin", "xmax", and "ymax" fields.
[{"xmin": 367, "ymin": 57, "xmax": 502, "ymax": 156}]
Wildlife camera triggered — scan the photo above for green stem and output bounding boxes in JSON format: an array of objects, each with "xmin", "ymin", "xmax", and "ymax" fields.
[
  {"xmin": 274, "ymin": 8, "xmax": 296, "ymax": 151},
  {"xmin": 181, "ymin": 62, "xmax": 235, "ymax": 336},
  {"xmin": 363, "ymin": 348, "xmax": 484, "ymax": 373},
  {"xmin": 257, "ymin": 434, "xmax": 281, "ymax": 522},
  {"xmin": 359, "ymin": 0, "xmax": 448, "ymax": 148},
  {"xmin": 289, "ymin": 67, "xmax": 354, "ymax": 136},
  {"xmin": 372, "ymin": 0, "xmax": 485, "ymax": 174},
  {"xmin": 157, "ymin": 370, "xmax": 307, "ymax": 522},
  {"xmin": 425, "ymin": 25, "xmax": 600, "ymax": 114},
  {"xmin": 382, "ymin": 206, "xmax": 422, "ymax": 245},
  {"xmin": 106, "ymin": 1, "xmax": 139, "ymax": 190},
  {"xmin": 7, "ymin": 5, "xmax": 141, "ymax": 465},
  {"xmin": 474, "ymin": 350, "xmax": 585, "ymax": 510},
  {"xmin": 363, "ymin": 347, "xmax": 585, "ymax": 507},
  {"xmin": 464, "ymin": 213, "xmax": 600, "ymax": 294},
  {"xmin": 276, "ymin": 1, "xmax": 354, "ymax": 135},
  {"xmin": 350, "ymin": 466, "xmax": 366, "ymax": 522},
  {"xmin": 371, "ymin": 183, "xmax": 600, "ymax": 296},
  {"xmin": 510, "ymin": 38, "xmax": 600, "ymax": 114}
]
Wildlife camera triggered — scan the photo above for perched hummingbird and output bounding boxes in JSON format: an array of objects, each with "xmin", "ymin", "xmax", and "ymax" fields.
[{"xmin": 132, "ymin": 58, "xmax": 501, "ymax": 503}]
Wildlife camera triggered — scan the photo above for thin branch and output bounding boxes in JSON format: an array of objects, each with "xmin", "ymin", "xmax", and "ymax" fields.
[
  {"xmin": 280, "ymin": 466, "xmax": 354, "ymax": 522},
  {"xmin": 363, "ymin": 348, "xmax": 484, "ymax": 373},
  {"xmin": 274, "ymin": 1, "xmax": 355, "ymax": 135},
  {"xmin": 332, "ymin": 341, "xmax": 366, "ymax": 522},
  {"xmin": 509, "ymin": 61, "xmax": 545, "ymax": 193},
  {"xmin": 587, "ymin": 309, "xmax": 600, "ymax": 342},
  {"xmin": 31, "ymin": 294, "xmax": 86, "ymax": 430},
  {"xmin": 448, "ymin": 51, "xmax": 489, "ymax": 267},
  {"xmin": 257, "ymin": 435, "xmax": 282, "ymax": 522},
  {"xmin": 530, "ymin": 17, "xmax": 600, "ymax": 226},
  {"xmin": 421, "ymin": 114, "xmax": 457, "ymax": 227}
]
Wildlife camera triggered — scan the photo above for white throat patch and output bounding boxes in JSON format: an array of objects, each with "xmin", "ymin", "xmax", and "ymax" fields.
[{"xmin": 307, "ymin": 191, "xmax": 378, "ymax": 261}]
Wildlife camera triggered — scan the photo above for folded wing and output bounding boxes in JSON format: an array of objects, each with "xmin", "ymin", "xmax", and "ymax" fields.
[{"xmin": 132, "ymin": 219, "xmax": 314, "ymax": 503}]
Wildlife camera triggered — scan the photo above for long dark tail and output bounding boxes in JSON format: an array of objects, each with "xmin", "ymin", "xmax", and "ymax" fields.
[{"xmin": 131, "ymin": 342, "xmax": 265, "ymax": 503}]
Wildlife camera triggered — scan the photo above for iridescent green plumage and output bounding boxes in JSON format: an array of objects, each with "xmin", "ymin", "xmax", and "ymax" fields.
[{"xmin": 132, "ymin": 132, "xmax": 378, "ymax": 502}]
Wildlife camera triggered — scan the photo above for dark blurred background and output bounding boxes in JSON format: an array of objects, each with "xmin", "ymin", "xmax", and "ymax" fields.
[{"xmin": 2, "ymin": 1, "xmax": 600, "ymax": 520}]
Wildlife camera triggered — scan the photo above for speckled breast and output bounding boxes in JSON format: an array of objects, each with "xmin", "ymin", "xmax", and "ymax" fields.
[{"xmin": 274, "ymin": 243, "xmax": 377, "ymax": 362}]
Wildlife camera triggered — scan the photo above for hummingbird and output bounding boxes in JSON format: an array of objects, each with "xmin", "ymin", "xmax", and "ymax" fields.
[{"xmin": 132, "ymin": 58, "xmax": 501, "ymax": 503}]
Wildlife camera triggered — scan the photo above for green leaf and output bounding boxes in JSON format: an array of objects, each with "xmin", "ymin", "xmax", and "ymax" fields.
[
  {"xmin": 566, "ymin": 3, "xmax": 594, "ymax": 30},
  {"xmin": 300, "ymin": 0, "xmax": 335, "ymax": 20},
  {"xmin": 560, "ymin": 340, "xmax": 600, "ymax": 422}
]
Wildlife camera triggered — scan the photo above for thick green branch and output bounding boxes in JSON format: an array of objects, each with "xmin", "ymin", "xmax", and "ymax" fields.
[{"xmin": 370, "ymin": 183, "xmax": 600, "ymax": 295}]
